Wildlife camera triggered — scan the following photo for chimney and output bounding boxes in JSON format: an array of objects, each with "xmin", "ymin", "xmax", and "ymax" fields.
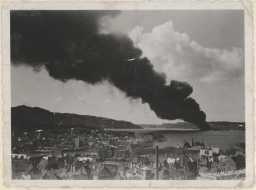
[{"xmin": 155, "ymin": 145, "xmax": 159, "ymax": 180}]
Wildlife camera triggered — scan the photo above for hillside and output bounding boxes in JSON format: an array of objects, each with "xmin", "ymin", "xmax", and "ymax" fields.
[
  {"xmin": 140, "ymin": 122, "xmax": 199, "ymax": 130},
  {"xmin": 140, "ymin": 121, "xmax": 245, "ymax": 131},
  {"xmin": 11, "ymin": 106, "xmax": 244, "ymax": 132},
  {"xmin": 11, "ymin": 105, "xmax": 142, "ymax": 132},
  {"xmin": 208, "ymin": 121, "xmax": 245, "ymax": 130}
]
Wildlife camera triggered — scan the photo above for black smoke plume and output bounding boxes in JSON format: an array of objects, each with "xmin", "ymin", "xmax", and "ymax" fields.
[{"xmin": 11, "ymin": 11, "xmax": 209, "ymax": 129}]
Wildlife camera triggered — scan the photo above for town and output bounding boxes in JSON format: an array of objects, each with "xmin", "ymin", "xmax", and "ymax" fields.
[{"xmin": 12, "ymin": 127, "xmax": 245, "ymax": 180}]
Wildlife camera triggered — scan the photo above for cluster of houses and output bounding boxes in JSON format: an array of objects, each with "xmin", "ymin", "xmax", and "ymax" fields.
[{"xmin": 12, "ymin": 128, "xmax": 243, "ymax": 180}]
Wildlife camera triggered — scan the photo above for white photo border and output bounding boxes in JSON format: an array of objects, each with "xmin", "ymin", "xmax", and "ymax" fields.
[{"xmin": 1, "ymin": 0, "xmax": 254, "ymax": 188}]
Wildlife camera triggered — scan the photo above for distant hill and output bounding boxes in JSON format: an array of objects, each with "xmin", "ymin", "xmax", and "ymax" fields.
[
  {"xmin": 140, "ymin": 121, "xmax": 245, "ymax": 131},
  {"xmin": 208, "ymin": 121, "xmax": 245, "ymax": 130},
  {"xmin": 140, "ymin": 122, "xmax": 199, "ymax": 130},
  {"xmin": 11, "ymin": 105, "xmax": 245, "ymax": 133},
  {"xmin": 11, "ymin": 105, "xmax": 142, "ymax": 132}
]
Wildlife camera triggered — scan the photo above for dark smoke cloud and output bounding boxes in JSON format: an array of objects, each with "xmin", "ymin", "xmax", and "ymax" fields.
[{"xmin": 11, "ymin": 11, "xmax": 209, "ymax": 129}]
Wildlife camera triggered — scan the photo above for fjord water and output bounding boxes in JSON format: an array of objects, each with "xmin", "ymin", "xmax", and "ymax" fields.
[{"xmin": 155, "ymin": 130, "xmax": 245, "ymax": 150}]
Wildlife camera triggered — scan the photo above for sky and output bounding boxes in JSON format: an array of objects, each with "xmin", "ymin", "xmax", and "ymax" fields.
[{"xmin": 11, "ymin": 10, "xmax": 244, "ymax": 124}]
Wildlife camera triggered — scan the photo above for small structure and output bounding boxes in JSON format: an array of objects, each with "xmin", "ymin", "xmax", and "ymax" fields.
[{"xmin": 200, "ymin": 148, "xmax": 213, "ymax": 158}]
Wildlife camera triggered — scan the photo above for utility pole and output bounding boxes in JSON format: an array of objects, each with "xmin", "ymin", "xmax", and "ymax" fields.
[{"xmin": 155, "ymin": 145, "xmax": 159, "ymax": 180}]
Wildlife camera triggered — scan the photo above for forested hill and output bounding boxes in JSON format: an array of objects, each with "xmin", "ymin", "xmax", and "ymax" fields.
[{"xmin": 11, "ymin": 105, "xmax": 142, "ymax": 132}]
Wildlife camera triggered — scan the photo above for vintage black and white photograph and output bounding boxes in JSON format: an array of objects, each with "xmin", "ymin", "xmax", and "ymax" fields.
[{"xmin": 6, "ymin": 4, "xmax": 252, "ymax": 183}]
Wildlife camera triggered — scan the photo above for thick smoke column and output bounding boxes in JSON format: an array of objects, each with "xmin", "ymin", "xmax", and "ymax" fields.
[{"xmin": 11, "ymin": 11, "xmax": 209, "ymax": 129}]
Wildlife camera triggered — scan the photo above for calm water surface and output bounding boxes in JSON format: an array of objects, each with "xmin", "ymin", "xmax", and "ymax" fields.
[{"xmin": 155, "ymin": 130, "xmax": 245, "ymax": 150}]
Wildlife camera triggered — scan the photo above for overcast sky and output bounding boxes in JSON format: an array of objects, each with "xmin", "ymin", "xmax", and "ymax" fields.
[{"xmin": 12, "ymin": 10, "xmax": 244, "ymax": 124}]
